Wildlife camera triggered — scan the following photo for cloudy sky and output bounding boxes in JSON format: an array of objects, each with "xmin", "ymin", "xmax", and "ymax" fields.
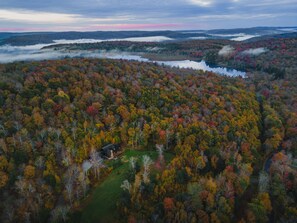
[{"xmin": 0, "ymin": 0, "xmax": 296, "ymax": 31}]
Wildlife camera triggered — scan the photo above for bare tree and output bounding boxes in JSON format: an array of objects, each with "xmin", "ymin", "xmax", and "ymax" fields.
[
  {"xmin": 60, "ymin": 206, "xmax": 70, "ymax": 222},
  {"xmin": 54, "ymin": 129, "xmax": 61, "ymax": 141},
  {"xmin": 121, "ymin": 180, "xmax": 132, "ymax": 193},
  {"xmin": 79, "ymin": 172, "xmax": 89, "ymax": 197},
  {"xmin": 65, "ymin": 181, "xmax": 73, "ymax": 205},
  {"xmin": 155, "ymin": 144, "xmax": 165, "ymax": 169},
  {"xmin": 64, "ymin": 165, "xmax": 79, "ymax": 205},
  {"xmin": 89, "ymin": 150, "xmax": 104, "ymax": 179},
  {"xmin": 82, "ymin": 160, "xmax": 92, "ymax": 176},
  {"xmin": 143, "ymin": 155, "xmax": 153, "ymax": 171},
  {"xmin": 27, "ymin": 183, "xmax": 36, "ymax": 197},
  {"xmin": 62, "ymin": 150, "xmax": 72, "ymax": 167},
  {"xmin": 129, "ymin": 157, "xmax": 137, "ymax": 172},
  {"xmin": 156, "ymin": 144, "xmax": 164, "ymax": 157},
  {"xmin": 71, "ymin": 121, "xmax": 77, "ymax": 140},
  {"xmin": 142, "ymin": 155, "xmax": 153, "ymax": 183},
  {"xmin": 51, "ymin": 205, "xmax": 70, "ymax": 222}
]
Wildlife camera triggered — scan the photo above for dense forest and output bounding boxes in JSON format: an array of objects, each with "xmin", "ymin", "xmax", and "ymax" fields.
[{"xmin": 0, "ymin": 41, "xmax": 296, "ymax": 223}]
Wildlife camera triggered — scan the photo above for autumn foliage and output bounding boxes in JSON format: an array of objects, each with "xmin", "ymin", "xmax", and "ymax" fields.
[{"xmin": 0, "ymin": 46, "xmax": 296, "ymax": 222}]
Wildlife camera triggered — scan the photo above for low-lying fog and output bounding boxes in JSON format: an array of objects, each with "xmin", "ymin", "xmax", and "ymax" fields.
[
  {"xmin": 210, "ymin": 33, "xmax": 259, "ymax": 41},
  {"xmin": 53, "ymin": 36, "xmax": 174, "ymax": 44},
  {"xmin": 0, "ymin": 40, "xmax": 246, "ymax": 77}
]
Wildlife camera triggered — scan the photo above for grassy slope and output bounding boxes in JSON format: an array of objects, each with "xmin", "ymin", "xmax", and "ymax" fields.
[{"xmin": 75, "ymin": 150, "xmax": 174, "ymax": 223}]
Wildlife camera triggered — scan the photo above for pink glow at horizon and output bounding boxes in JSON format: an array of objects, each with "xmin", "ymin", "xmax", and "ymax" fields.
[
  {"xmin": 91, "ymin": 23, "xmax": 182, "ymax": 30},
  {"xmin": 0, "ymin": 27, "xmax": 31, "ymax": 32},
  {"xmin": 0, "ymin": 27, "xmax": 77, "ymax": 32},
  {"xmin": 0, "ymin": 23, "xmax": 186, "ymax": 32}
]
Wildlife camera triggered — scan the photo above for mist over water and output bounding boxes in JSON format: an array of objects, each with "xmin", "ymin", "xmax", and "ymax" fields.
[
  {"xmin": 0, "ymin": 40, "xmax": 246, "ymax": 77},
  {"xmin": 53, "ymin": 36, "xmax": 173, "ymax": 44},
  {"xmin": 158, "ymin": 60, "xmax": 245, "ymax": 77}
]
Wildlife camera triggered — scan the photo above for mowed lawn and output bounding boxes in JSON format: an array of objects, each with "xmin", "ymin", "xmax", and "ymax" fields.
[{"xmin": 76, "ymin": 149, "xmax": 174, "ymax": 223}]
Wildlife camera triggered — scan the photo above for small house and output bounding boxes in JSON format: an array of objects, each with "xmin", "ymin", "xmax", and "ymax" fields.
[{"xmin": 100, "ymin": 144, "xmax": 120, "ymax": 159}]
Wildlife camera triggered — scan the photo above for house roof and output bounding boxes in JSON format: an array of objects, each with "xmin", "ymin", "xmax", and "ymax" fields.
[{"xmin": 102, "ymin": 144, "xmax": 115, "ymax": 150}]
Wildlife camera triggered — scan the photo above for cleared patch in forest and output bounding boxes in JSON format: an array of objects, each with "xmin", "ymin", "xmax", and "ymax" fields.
[{"xmin": 71, "ymin": 150, "xmax": 174, "ymax": 223}]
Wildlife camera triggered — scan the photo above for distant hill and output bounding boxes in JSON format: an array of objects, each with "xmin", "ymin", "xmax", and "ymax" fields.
[
  {"xmin": 0, "ymin": 27, "xmax": 296, "ymax": 46},
  {"xmin": 246, "ymin": 31, "xmax": 297, "ymax": 42},
  {"xmin": 206, "ymin": 26, "xmax": 296, "ymax": 35},
  {"xmin": 0, "ymin": 31, "xmax": 210, "ymax": 46}
]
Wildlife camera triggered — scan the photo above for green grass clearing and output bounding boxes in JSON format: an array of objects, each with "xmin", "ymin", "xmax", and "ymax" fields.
[{"xmin": 74, "ymin": 149, "xmax": 174, "ymax": 223}]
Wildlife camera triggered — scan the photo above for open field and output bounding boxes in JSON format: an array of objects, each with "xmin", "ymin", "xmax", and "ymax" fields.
[{"xmin": 70, "ymin": 150, "xmax": 174, "ymax": 223}]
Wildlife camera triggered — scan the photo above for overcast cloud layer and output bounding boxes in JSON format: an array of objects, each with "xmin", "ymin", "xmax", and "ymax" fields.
[{"xmin": 0, "ymin": 0, "xmax": 296, "ymax": 31}]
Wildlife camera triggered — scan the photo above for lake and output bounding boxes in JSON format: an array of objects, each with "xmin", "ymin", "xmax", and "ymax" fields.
[{"xmin": 0, "ymin": 43, "xmax": 246, "ymax": 77}]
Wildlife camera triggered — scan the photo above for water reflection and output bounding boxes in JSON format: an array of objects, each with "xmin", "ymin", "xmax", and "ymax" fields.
[{"xmin": 0, "ymin": 44, "xmax": 245, "ymax": 77}]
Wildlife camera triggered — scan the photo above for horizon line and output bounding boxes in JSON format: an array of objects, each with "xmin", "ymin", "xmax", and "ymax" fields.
[{"xmin": 0, "ymin": 25, "xmax": 297, "ymax": 33}]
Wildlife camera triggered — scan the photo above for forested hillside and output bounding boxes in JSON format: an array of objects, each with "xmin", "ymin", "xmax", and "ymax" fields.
[
  {"xmin": 0, "ymin": 58, "xmax": 296, "ymax": 222},
  {"xmin": 43, "ymin": 37, "xmax": 297, "ymax": 78}
]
